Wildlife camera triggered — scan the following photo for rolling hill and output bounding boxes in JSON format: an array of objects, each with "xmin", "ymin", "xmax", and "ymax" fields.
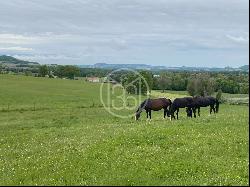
[{"xmin": 0, "ymin": 55, "xmax": 39, "ymax": 66}]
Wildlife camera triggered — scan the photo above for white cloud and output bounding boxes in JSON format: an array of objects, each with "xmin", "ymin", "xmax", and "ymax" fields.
[
  {"xmin": 0, "ymin": 46, "xmax": 33, "ymax": 51},
  {"xmin": 0, "ymin": 0, "xmax": 248, "ymax": 67},
  {"xmin": 0, "ymin": 34, "xmax": 43, "ymax": 45},
  {"xmin": 226, "ymin": 34, "xmax": 249, "ymax": 43},
  {"xmin": 13, "ymin": 54, "xmax": 78, "ymax": 61},
  {"xmin": 0, "ymin": 33, "xmax": 81, "ymax": 45}
]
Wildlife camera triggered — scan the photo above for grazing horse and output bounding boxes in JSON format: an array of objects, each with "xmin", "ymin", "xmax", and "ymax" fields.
[
  {"xmin": 193, "ymin": 96, "xmax": 219, "ymax": 117},
  {"xmin": 170, "ymin": 97, "xmax": 195, "ymax": 120},
  {"xmin": 135, "ymin": 98, "xmax": 172, "ymax": 120}
]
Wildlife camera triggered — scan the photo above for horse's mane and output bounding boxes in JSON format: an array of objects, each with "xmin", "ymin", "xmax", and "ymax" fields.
[{"xmin": 136, "ymin": 99, "xmax": 149, "ymax": 112}]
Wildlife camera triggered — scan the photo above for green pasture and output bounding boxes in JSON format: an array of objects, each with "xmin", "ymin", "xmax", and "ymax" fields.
[{"xmin": 0, "ymin": 75, "xmax": 249, "ymax": 185}]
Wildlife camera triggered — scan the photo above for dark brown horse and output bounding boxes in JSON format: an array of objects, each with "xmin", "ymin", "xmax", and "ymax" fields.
[
  {"xmin": 135, "ymin": 98, "xmax": 172, "ymax": 120},
  {"xmin": 192, "ymin": 96, "xmax": 220, "ymax": 117},
  {"xmin": 170, "ymin": 96, "xmax": 220, "ymax": 119},
  {"xmin": 169, "ymin": 97, "xmax": 196, "ymax": 120}
]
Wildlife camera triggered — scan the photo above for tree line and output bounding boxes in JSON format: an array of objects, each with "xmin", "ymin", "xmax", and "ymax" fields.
[
  {"xmin": 38, "ymin": 65, "xmax": 80, "ymax": 79},
  {"xmin": 33, "ymin": 65, "xmax": 250, "ymax": 95},
  {"xmin": 152, "ymin": 71, "xmax": 248, "ymax": 95},
  {"xmin": 113, "ymin": 70, "xmax": 249, "ymax": 95}
]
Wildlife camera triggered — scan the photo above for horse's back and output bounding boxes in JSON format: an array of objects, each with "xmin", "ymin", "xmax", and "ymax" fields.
[
  {"xmin": 194, "ymin": 96, "xmax": 216, "ymax": 107},
  {"xmin": 147, "ymin": 98, "xmax": 170, "ymax": 110},
  {"xmin": 173, "ymin": 97, "xmax": 194, "ymax": 108}
]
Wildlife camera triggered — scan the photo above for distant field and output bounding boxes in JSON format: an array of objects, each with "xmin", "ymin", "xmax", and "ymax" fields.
[{"xmin": 0, "ymin": 75, "xmax": 249, "ymax": 185}]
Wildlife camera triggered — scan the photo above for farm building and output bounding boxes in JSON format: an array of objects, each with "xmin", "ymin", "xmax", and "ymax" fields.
[{"xmin": 86, "ymin": 77, "xmax": 100, "ymax": 83}]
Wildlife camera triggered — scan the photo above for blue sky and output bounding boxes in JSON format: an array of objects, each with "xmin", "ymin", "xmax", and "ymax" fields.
[{"xmin": 0, "ymin": 0, "xmax": 249, "ymax": 67}]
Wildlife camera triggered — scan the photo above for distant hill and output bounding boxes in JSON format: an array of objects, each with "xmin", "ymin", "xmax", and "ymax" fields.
[
  {"xmin": 239, "ymin": 65, "xmax": 249, "ymax": 71},
  {"xmin": 90, "ymin": 63, "xmax": 166, "ymax": 70},
  {"xmin": 0, "ymin": 55, "xmax": 39, "ymax": 66},
  {"xmin": 78, "ymin": 63, "xmax": 249, "ymax": 72},
  {"xmin": 1, "ymin": 55, "xmax": 248, "ymax": 73}
]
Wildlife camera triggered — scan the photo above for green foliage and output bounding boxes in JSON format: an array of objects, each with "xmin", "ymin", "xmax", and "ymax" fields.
[
  {"xmin": 187, "ymin": 79, "xmax": 197, "ymax": 96},
  {"xmin": 187, "ymin": 74, "xmax": 215, "ymax": 96},
  {"xmin": 121, "ymin": 71, "xmax": 153, "ymax": 95},
  {"xmin": 152, "ymin": 71, "xmax": 248, "ymax": 95},
  {"xmin": 239, "ymin": 83, "xmax": 249, "ymax": 94},
  {"xmin": 55, "ymin": 65, "xmax": 80, "ymax": 79},
  {"xmin": 140, "ymin": 71, "xmax": 153, "ymax": 93},
  {"xmin": 216, "ymin": 79, "xmax": 240, "ymax": 94},
  {"xmin": 157, "ymin": 74, "xmax": 172, "ymax": 92},
  {"xmin": 39, "ymin": 65, "xmax": 49, "ymax": 77},
  {"xmin": 171, "ymin": 74, "xmax": 187, "ymax": 91},
  {"xmin": 216, "ymin": 89, "xmax": 223, "ymax": 101}
]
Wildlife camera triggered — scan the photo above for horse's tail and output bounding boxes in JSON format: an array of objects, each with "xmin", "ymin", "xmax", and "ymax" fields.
[{"xmin": 215, "ymin": 99, "xmax": 219, "ymax": 113}]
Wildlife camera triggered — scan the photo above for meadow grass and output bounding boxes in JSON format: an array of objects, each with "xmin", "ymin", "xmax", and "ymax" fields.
[{"xmin": 0, "ymin": 75, "xmax": 249, "ymax": 185}]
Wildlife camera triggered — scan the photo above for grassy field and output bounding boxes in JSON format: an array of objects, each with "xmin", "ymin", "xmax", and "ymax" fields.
[{"xmin": 0, "ymin": 75, "xmax": 249, "ymax": 185}]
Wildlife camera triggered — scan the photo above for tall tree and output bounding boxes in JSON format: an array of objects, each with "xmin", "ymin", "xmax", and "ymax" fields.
[
  {"xmin": 55, "ymin": 65, "xmax": 80, "ymax": 79},
  {"xmin": 158, "ymin": 74, "xmax": 172, "ymax": 93},
  {"xmin": 121, "ymin": 71, "xmax": 153, "ymax": 95},
  {"xmin": 38, "ymin": 65, "xmax": 48, "ymax": 77},
  {"xmin": 187, "ymin": 74, "xmax": 215, "ymax": 96}
]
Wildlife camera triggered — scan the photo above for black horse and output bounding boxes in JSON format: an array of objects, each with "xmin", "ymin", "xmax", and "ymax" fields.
[
  {"xmin": 170, "ymin": 97, "xmax": 196, "ymax": 120},
  {"xmin": 192, "ymin": 96, "xmax": 220, "ymax": 117},
  {"xmin": 135, "ymin": 98, "xmax": 172, "ymax": 120}
]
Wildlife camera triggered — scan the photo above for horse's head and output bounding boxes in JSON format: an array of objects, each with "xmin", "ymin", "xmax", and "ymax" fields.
[
  {"xmin": 169, "ymin": 105, "xmax": 176, "ymax": 120},
  {"xmin": 170, "ymin": 113, "xmax": 175, "ymax": 120},
  {"xmin": 168, "ymin": 99, "xmax": 172, "ymax": 105},
  {"xmin": 167, "ymin": 99, "xmax": 172, "ymax": 117},
  {"xmin": 135, "ymin": 100, "xmax": 147, "ymax": 121},
  {"xmin": 135, "ymin": 111, "xmax": 141, "ymax": 121}
]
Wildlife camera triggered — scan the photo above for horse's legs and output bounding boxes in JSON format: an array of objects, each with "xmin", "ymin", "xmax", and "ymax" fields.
[
  {"xmin": 198, "ymin": 107, "xmax": 200, "ymax": 117},
  {"xmin": 192, "ymin": 108, "xmax": 196, "ymax": 118},
  {"xmin": 176, "ymin": 108, "xmax": 179, "ymax": 120},
  {"xmin": 171, "ymin": 108, "xmax": 176, "ymax": 120},
  {"xmin": 209, "ymin": 106, "xmax": 212, "ymax": 114},
  {"xmin": 149, "ymin": 110, "xmax": 152, "ymax": 119},
  {"xmin": 164, "ymin": 108, "xmax": 169, "ymax": 118},
  {"xmin": 186, "ymin": 107, "xmax": 192, "ymax": 118},
  {"xmin": 212, "ymin": 105, "xmax": 216, "ymax": 114},
  {"xmin": 190, "ymin": 108, "xmax": 193, "ymax": 118},
  {"xmin": 146, "ymin": 109, "xmax": 149, "ymax": 119}
]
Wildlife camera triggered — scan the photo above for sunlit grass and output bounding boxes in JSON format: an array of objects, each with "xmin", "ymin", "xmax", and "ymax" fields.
[{"xmin": 0, "ymin": 75, "xmax": 249, "ymax": 185}]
